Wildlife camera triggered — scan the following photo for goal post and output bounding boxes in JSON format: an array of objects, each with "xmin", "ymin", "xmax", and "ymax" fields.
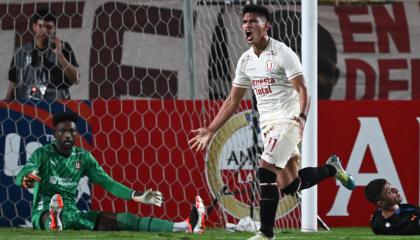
[{"xmin": 301, "ymin": 0, "xmax": 318, "ymax": 232}]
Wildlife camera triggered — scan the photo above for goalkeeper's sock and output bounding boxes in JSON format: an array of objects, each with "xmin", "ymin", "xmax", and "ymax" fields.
[
  {"xmin": 116, "ymin": 213, "xmax": 174, "ymax": 232},
  {"xmin": 298, "ymin": 165, "xmax": 335, "ymax": 190}
]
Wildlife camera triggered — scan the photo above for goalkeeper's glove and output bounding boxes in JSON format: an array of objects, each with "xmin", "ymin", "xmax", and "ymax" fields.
[
  {"xmin": 132, "ymin": 189, "xmax": 163, "ymax": 207},
  {"xmin": 22, "ymin": 171, "xmax": 41, "ymax": 189}
]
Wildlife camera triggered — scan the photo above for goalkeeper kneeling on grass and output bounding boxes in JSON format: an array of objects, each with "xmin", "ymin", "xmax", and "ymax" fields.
[{"xmin": 16, "ymin": 111, "xmax": 206, "ymax": 233}]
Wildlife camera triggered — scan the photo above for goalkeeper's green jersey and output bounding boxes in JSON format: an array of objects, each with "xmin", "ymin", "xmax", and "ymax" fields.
[{"xmin": 16, "ymin": 143, "xmax": 133, "ymax": 215}]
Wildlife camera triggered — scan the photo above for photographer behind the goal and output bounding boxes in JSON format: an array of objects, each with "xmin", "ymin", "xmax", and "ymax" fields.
[{"xmin": 5, "ymin": 8, "xmax": 79, "ymax": 101}]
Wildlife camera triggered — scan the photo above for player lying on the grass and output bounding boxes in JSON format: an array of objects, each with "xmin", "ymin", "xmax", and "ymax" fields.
[
  {"xmin": 365, "ymin": 178, "xmax": 420, "ymax": 235},
  {"xmin": 16, "ymin": 111, "xmax": 205, "ymax": 233},
  {"xmin": 189, "ymin": 4, "xmax": 355, "ymax": 240}
]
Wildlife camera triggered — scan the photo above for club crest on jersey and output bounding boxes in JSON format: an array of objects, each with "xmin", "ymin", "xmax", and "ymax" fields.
[
  {"xmin": 75, "ymin": 160, "xmax": 81, "ymax": 170},
  {"xmin": 265, "ymin": 61, "xmax": 273, "ymax": 72}
]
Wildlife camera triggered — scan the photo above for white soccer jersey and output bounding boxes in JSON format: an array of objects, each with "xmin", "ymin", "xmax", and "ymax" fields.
[{"xmin": 233, "ymin": 38, "xmax": 304, "ymax": 128}]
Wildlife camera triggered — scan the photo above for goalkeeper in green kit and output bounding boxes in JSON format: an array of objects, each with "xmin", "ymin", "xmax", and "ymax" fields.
[{"xmin": 16, "ymin": 111, "xmax": 206, "ymax": 233}]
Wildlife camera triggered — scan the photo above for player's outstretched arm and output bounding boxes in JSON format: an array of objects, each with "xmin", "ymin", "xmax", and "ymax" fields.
[
  {"xmin": 132, "ymin": 189, "xmax": 163, "ymax": 207},
  {"xmin": 84, "ymin": 151, "xmax": 163, "ymax": 205},
  {"xmin": 291, "ymin": 75, "xmax": 309, "ymax": 138},
  {"xmin": 189, "ymin": 86, "xmax": 247, "ymax": 151}
]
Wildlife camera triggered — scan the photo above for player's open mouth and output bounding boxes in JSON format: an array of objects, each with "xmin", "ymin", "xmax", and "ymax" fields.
[{"xmin": 245, "ymin": 30, "xmax": 252, "ymax": 41}]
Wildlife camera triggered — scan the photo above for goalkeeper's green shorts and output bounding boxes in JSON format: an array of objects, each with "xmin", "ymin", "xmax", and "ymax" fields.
[{"xmin": 32, "ymin": 206, "xmax": 100, "ymax": 230}]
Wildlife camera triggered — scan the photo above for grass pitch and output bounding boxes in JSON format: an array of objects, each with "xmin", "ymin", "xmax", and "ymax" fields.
[{"xmin": 1, "ymin": 227, "xmax": 420, "ymax": 239}]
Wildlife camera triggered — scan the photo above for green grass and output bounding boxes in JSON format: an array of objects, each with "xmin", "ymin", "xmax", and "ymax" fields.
[{"xmin": 0, "ymin": 227, "xmax": 420, "ymax": 239}]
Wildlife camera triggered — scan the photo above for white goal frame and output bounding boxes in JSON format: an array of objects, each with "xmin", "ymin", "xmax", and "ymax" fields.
[{"xmin": 301, "ymin": 0, "xmax": 318, "ymax": 232}]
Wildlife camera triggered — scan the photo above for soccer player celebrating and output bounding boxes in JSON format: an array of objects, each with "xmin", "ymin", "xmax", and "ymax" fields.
[
  {"xmin": 365, "ymin": 178, "xmax": 420, "ymax": 235},
  {"xmin": 16, "ymin": 111, "xmax": 205, "ymax": 233},
  {"xmin": 189, "ymin": 5, "xmax": 354, "ymax": 240}
]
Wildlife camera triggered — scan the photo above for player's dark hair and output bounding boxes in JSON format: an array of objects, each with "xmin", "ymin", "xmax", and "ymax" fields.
[
  {"xmin": 243, "ymin": 5, "xmax": 270, "ymax": 22},
  {"xmin": 32, "ymin": 8, "xmax": 57, "ymax": 24},
  {"xmin": 365, "ymin": 178, "xmax": 387, "ymax": 205},
  {"xmin": 52, "ymin": 111, "xmax": 79, "ymax": 126}
]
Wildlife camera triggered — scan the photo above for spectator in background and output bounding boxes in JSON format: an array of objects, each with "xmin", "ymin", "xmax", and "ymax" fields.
[
  {"xmin": 5, "ymin": 8, "xmax": 80, "ymax": 101},
  {"xmin": 365, "ymin": 178, "xmax": 420, "ymax": 235},
  {"xmin": 318, "ymin": 26, "xmax": 339, "ymax": 99}
]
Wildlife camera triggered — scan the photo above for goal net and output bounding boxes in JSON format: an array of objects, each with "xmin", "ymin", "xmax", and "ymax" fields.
[{"xmin": 0, "ymin": 0, "xmax": 304, "ymax": 231}]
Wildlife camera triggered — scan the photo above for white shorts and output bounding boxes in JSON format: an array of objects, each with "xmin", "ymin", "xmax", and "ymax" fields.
[{"xmin": 260, "ymin": 121, "xmax": 301, "ymax": 169}]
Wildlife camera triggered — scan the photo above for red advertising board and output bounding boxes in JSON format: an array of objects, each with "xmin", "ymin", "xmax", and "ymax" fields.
[
  {"xmin": 89, "ymin": 99, "xmax": 254, "ymax": 226},
  {"xmin": 318, "ymin": 101, "xmax": 420, "ymax": 226},
  {"xmin": 89, "ymin": 100, "xmax": 210, "ymax": 222}
]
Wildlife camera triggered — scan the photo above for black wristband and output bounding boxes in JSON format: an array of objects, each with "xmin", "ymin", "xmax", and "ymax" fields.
[{"xmin": 299, "ymin": 112, "xmax": 307, "ymax": 121}]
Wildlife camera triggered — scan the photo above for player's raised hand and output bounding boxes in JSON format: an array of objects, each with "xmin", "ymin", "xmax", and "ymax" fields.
[
  {"xmin": 189, "ymin": 128, "xmax": 214, "ymax": 152},
  {"xmin": 22, "ymin": 171, "xmax": 41, "ymax": 189},
  {"xmin": 132, "ymin": 189, "xmax": 163, "ymax": 207}
]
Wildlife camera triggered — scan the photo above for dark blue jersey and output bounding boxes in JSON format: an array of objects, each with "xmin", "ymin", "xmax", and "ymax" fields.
[{"xmin": 370, "ymin": 204, "xmax": 420, "ymax": 235}]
